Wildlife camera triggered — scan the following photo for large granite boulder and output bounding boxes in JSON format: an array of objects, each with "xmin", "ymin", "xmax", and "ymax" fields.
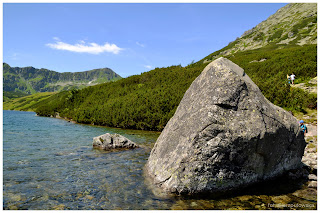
[
  {"xmin": 145, "ymin": 57, "xmax": 306, "ymax": 195},
  {"xmin": 93, "ymin": 133, "xmax": 138, "ymax": 150}
]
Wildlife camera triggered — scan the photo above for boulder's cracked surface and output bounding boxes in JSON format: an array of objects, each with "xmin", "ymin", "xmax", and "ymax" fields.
[{"xmin": 145, "ymin": 57, "xmax": 306, "ymax": 195}]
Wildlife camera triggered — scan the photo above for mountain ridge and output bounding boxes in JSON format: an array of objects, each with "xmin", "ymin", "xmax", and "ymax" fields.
[
  {"xmin": 3, "ymin": 62, "xmax": 122, "ymax": 94},
  {"xmin": 201, "ymin": 3, "xmax": 317, "ymax": 63}
]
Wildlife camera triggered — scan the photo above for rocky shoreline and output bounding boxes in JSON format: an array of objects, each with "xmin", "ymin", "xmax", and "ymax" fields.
[{"xmin": 302, "ymin": 124, "xmax": 317, "ymax": 190}]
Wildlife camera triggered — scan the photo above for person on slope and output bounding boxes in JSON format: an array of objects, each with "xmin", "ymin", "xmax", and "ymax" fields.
[
  {"xmin": 290, "ymin": 73, "xmax": 296, "ymax": 85},
  {"xmin": 299, "ymin": 120, "xmax": 307, "ymax": 137},
  {"xmin": 287, "ymin": 74, "xmax": 291, "ymax": 84}
]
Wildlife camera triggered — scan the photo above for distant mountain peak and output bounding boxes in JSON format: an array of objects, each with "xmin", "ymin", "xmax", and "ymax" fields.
[
  {"xmin": 3, "ymin": 63, "xmax": 122, "ymax": 94},
  {"xmin": 202, "ymin": 3, "xmax": 317, "ymax": 63}
]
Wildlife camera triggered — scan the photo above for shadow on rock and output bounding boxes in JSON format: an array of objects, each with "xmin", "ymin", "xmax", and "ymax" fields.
[{"xmin": 175, "ymin": 167, "xmax": 310, "ymax": 201}]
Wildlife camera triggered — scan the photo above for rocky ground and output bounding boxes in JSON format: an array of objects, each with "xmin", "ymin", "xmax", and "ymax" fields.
[
  {"xmin": 292, "ymin": 108, "xmax": 317, "ymax": 207},
  {"xmin": 291, "ymin": 77, "xmax": 317, "ymax": 94},
  {"xmin": 301, "ymin": 122, "xmax": 317, "ymax": 187},
  {"xmin": 292, "ymin": 76, "xmax": 317, "ymax": 188},
  {"xmin": 296, "ymin": 75, "xmax": 317, "ymax": 180}
]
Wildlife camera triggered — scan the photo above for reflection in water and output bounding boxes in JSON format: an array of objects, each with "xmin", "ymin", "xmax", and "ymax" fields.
[{"xmin": 3, "ymin": 110, "xmax": 317, "ymax": 210}]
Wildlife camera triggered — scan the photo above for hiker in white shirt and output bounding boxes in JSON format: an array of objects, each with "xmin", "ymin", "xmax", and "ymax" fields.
[{"xmin": 290, "ymin": 73, "xmax": 295, "ymax": 85}]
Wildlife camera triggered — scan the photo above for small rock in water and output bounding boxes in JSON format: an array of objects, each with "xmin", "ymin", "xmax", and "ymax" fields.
[
  {"xmin": 308, "ymin": 174, "xmax": 317, "ymax": 181},
  {"xmin": 85, "ymin": 195, "xmax": 94, "ymax": 200},
  {"xmin": 93, "ymin": 133, "xmax": 138, "ymax": 150},
  {"xmin": 238, "ymin": 195, "xmax": 251, "ymax": 202},
  {"xmin": 53, "ymin": 204, "xmax": 66, "ymax": 210},
  {"xmin": 190, "ymin": 202, "xmax": 198, "ymax": 207},
  {"xmin": 7, "ymin": 193, "xmax": 22, "ymax": 202},
  {"xmin": 308, "ymin": 181, "xmax": 317, "ymax": 188},
  {"xmin": 8, "ymin": 205, "xmax": 18, "ymax": 210},
  {"xmin": 271, "ymin": 195, "xmax": 292, "ymax": 204}
]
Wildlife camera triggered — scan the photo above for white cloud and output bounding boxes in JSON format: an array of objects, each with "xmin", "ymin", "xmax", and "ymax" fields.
[
  {"xmin": 136, "ymin": 41, "xmax": 145, "ymax": 48},
  {"xmin": 46, "ymin": 39, "xmax": 123, "ymax": 55},
  {"xmin": 144, "ymin": 65, "xmax": 152, "ymax": 69},
  {"xmin": 8, "ymin": 53, "xmax": 21, "ymax": 60}
]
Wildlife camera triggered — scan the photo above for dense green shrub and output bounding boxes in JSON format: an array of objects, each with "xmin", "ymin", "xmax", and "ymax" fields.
[
  {"xmin": 253, "ymin": 32, "xmax": 265, "ymax": 41},
  {"xmin": 268, "ymin": 29, "xmax": 283, "ymax": 42},
  {"xmin": 291, "ymin": 16, "xmax": 317, "ymax": 35},
  {"xmin": 227, "ymin": 44, "xmax": 317, "ymax": 112},
  {"xmin": 3, "ymin": 91, "xmax": 28, "ymax": 100},
  {"xmin": 34, "ymin": 44, "xmax": 317, "ymax": 131}
]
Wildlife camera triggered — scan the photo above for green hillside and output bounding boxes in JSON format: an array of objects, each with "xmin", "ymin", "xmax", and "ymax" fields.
[
  {"xmin": 3, "ymin": 63, "xmax": 122, "ymax": 95},
  {"xmin": 3, "ymin": 91, "xmax": 29, "ymax": 102},
  {"xmin": 3, "ymin": 92, "xmax": 56, "ymax": 111},
  {"xmin": 33, "ymin": 44, "xmax": 316, "ymax": 131}
]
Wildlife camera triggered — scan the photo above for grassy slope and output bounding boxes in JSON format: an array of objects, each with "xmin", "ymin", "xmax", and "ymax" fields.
[
  {"xmin": 3, "ymin": 92, "xmax": 57, "ymax": 111},
  {"xmin": 3, "ymin": 91, "xmax": 29, "ymax": 102}
]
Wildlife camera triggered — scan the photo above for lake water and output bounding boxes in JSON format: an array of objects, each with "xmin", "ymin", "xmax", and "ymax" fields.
[{"xmin": 3, "ymin": 110, "xmax": 317, "ymax": 210}]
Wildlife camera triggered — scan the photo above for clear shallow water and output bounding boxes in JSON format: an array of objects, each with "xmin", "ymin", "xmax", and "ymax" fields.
[
  {"xmin": 3, "ymin": 110, "xmax": 168, "ymax": 210},
  {"xmin": 3, "ymin": 110, "xmax": 317, "ymax": 210}
]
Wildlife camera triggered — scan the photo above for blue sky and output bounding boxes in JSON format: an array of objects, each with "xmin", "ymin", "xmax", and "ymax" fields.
[{"xmin": 3, "ymin": 3, "xmax": 287, "ymax": 77}]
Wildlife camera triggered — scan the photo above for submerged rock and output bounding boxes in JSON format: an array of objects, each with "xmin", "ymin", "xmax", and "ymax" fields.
[
  {"xmin": 308, "ymin": 174, "xmax": 317, "ymax": 181},
  {"xmin": 307, "ymin": 181, "xmax": 317, "ymax": 188},
  {"xmin": 93, "ymin": 133, "xmax": 138, "ymax": 150},
  {"xmin": 145, "ymin": 57, "xmax": 306, "ymax": 195}
]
